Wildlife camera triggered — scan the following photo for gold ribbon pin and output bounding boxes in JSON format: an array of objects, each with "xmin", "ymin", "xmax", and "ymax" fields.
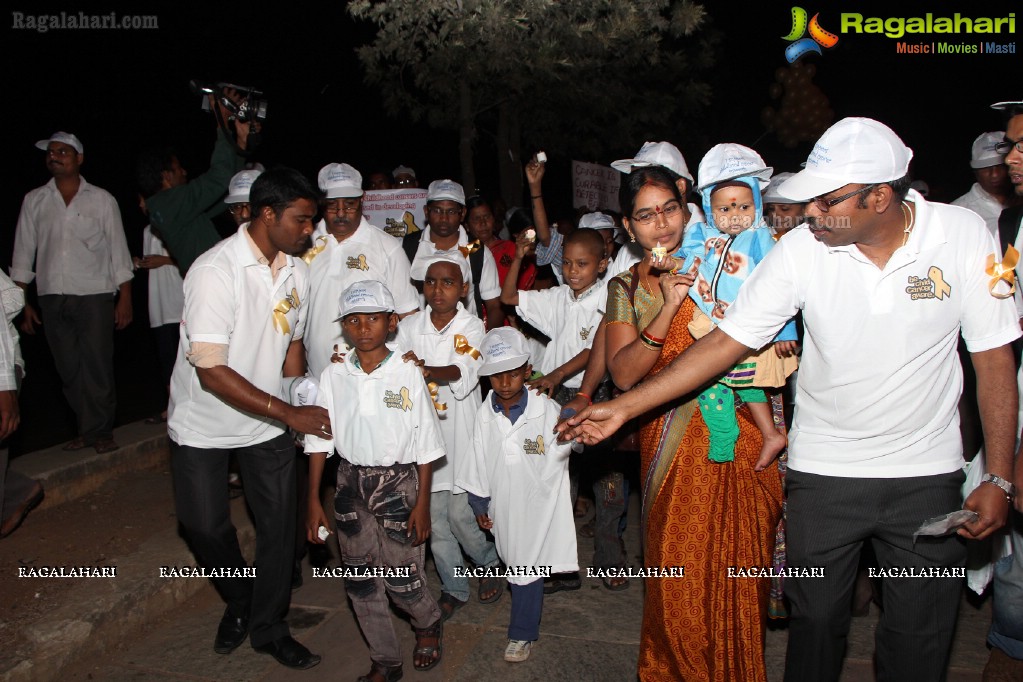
[
  {"xmin": 985, "ymin": 245, "xmax": 1019, "ymax": 299},
  {"xmin": 453, "ymin": 334, "xmax": 481, "ymax": 360},
  {"xmin": 399, "ymin": 386, "xmax": 413, "ymax": 412},
  {"xmin": 273, "ymin": 288, "xmax": 301, "ymax": 335},
  {"xmin": 301, "ymin": 235, "xmax": 328, "ymax": 265},
  {"xmin": 458, "ymin": 240, "xmax": 481, "ymax": 258},
  {"xmin": 427, "ymin": 381, "xmax": 447, "ymax": 413},
  {"xmin": 535, "ymin": 435, "xmax": 545, "ymax": 455}
]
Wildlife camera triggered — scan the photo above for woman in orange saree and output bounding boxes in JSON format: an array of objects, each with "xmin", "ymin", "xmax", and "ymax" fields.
[{"xmin": 605, "ymin": 166, "xmax": 784, "ymax": 681}]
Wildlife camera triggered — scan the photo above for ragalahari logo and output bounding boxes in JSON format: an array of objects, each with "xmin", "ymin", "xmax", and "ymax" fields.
[{"xmin": 783, "ymin": 7, "xmax": 839, "ymax": 62}]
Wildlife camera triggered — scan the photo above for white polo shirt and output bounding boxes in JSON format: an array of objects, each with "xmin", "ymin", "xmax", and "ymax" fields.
[
  {"xmin": 718, "ymin": 191, "xmax": 1020, "ymax": 477},
  {"xmin": 952, "ymin": 183, "xmax": 1005, "ymax": 239},
  {"xmin": 517, "ymin": 282, "xmax": 604, "ymax": 389},
  {"xmin": 408, "ymin": 225, "xmax": 501, "ymax": 317},
  {"xmin": 168, "ymin": 226, "xmax": 309, "ymax": 449},
  {"xmin": 303, "ymin": 217, "xmax": 419, "ymax": 377},
  {"xmin": 395, "ymin": 304, "xmax": 485, "ymax": 492},
  {"xmin": 303, "ymin": 352, "xmax": 445, "ymax": 468}
]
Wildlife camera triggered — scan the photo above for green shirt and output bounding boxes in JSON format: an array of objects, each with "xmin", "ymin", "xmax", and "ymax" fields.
[{"xmin": 146, "ymin": 130, "xmax": 244, "ymax": 274}]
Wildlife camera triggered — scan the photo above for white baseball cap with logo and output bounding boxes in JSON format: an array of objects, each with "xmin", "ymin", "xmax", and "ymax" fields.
[
  {"xmin": 337, "ymin": 280, "xmax": 395, "ymax": 319},
  {"xmin": 578, "ymin": 212, "xmax": 616, "ymax": 230},
  {"xmin": 970, "ymin": 131, "xmax": 1007, "ymax": 169},
  {"xmin": 35, "ymin": 131, "xmax": 83, "ymax": 155},
  {"xmin": 991, "ymin": 99, "xmax": 1023, "ymax": 111},
  {"xmin": 611, "ymin": 141, "xmax": 694, "ymax": 184},
  {"xmin": 478, "ymin": 327, "xmax": 531, "ymax": 377},
  {"xmin": 225, "ymin": 169, "xmax": 263, "ymax": 204},
  {"xmin": 318, "ymin": 163, "xmax": 364, "ymax": 199},
  {"xmin": 778, "ymin": 117, "xmax": 913, "ymax": 202},
  {"xmin": 427, "ymin": 179, "xmax": 466, "ymax": 205},
  {"xmin": 696, "ymin": 143, "xmax": 773, "ymax": 193}
]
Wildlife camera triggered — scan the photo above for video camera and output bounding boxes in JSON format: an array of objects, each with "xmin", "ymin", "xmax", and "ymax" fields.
[{"xmin": 189, "ymin": 80, "xmax": 268, "ymax": 124}]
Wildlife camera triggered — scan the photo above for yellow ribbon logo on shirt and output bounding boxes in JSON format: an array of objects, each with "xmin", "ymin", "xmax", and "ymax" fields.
[
  {"xmin": 927, "ymin": 267, "xmax": 951, "ymax": 301},
  {"xmin": 985, "ymin": 245, "xmax": 1019, "ymax": 299},
  {"xmin": 301, "ymin": 236, "xmax": 328, "ymax": 265},
  {"xmin": 453, "ymin": 334, "xmax": 481, "ymax": 360},
  {"xmin": 523, "ymin": 435, "xmax": 546, "ymax": 455},
  {"xmin": 272, "ymin": 288, "xmax": 301, "ymax": 335},
  {"xmin": 346, "ymin": 254, "xmax": 369, "ymax": 271},
  {"xmin": 383, "ymin": 387, "xmax": 414, "ymax": 411},
  {"xmin": 458, "ymin": 240, "xmax": 481, "ymax": 258},
  {"xmin": 427, "ymin": 381, "xmax": 447, "ymax": 413}
]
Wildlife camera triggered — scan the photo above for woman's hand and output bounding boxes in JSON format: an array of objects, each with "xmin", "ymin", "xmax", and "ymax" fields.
[
  {"xmin": 658, "ymin": 272, "xmax": 696, "ymax": 312},
  {"xmin": 514, "ymin": 231, "xmax": 536, "ymax": 260}
]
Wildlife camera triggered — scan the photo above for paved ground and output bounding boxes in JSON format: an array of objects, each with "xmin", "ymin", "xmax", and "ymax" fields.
[{"xmin": 2, "ymin": 428, "xmax": 997, "ymax": 681}]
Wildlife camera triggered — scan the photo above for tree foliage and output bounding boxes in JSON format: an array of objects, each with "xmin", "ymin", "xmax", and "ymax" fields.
[{"xmin": 349, "ymin": 0, "xmax": 716, "ymax": 196}]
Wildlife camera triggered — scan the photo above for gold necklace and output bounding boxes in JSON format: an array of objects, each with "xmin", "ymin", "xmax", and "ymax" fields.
[{"xmin": 901, "ymin": 202, "xmax": 915, "ymax": 247}]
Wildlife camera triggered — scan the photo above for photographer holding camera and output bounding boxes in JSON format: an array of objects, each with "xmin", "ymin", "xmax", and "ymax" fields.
[{"xmin": 137, "ymin": 87, "xmax": 255, "ymax": 275}]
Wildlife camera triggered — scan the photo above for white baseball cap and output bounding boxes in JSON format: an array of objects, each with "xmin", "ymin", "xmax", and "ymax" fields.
[
  {"xmin": 762, "ymin": 172, "xmax": 802, "ymax": 204},
  {"xmin": 991, "ymin": 100, "xmax": 1023, "ymax": 111},
  {"xmin": 611, "ymin": 141, "xmax": 694, "ymax": 184},
  {"xmin": 578, "ymin": 212, "xmax": 616, "ymax": 230},
  {"xmin": 423, "ymin": 252, "xmax": 471, "ymax": 283},
  {"xmin": 778, "ymin": 118, "xmax": 913, "ymax": 202},
  {"xmin": 970, "ymin": 132, "xmax": 1007, "ymax": 169},
  {"xmin": 478, "ymin": 327, "xmax": 532, "ymax": 377},
  {"xmin": 427, "ymin": 179, "xmax": 466, "ymax": 205},
  {"xmin": 318, "ymin": 163, "xmax": 364, "ymax": 199},
  {"xmin": 225, "ymin": 169, "xmax": 263, "ymax": 204},
  {"xmin": 393, "ymin": 165, "xmax": 417, "ymax": 179},
  {"xmin": 697, "ymin": 143, "xmax": 773, "ymax": 193},
  {"xmin": 337, "ymin": 280, "xmax": 395, "ymax": 319},
  {"xmin": 35, "ymin": 131, "xmax": 83, "ymax": 155}
]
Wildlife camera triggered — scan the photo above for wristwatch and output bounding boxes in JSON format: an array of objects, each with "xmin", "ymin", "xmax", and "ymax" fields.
[{"xmin": 980, "ymin": 473, "xmax": 1017, "ymax": 501}]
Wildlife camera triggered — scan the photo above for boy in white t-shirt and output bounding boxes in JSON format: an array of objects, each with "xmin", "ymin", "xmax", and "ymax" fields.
[
  {"xmin": 305, "ymin": 280, "xmax": 444, "ymax": 679},
  {"xmin": 395, "ymin": 254, "xmax": 502, "ymax": 619},
  {"xmin": 457, "ymin": 327, "xmax": 577, "ymax": 663}
]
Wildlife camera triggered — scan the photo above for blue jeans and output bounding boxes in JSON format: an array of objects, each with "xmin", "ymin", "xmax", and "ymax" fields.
[
  {"xmin": 989, "ymin": 513, "xmax": 1023, "ymax": 660},
  {"xmin": 430, "ymin": 489, "xmax": 500, "ymax": 602}
]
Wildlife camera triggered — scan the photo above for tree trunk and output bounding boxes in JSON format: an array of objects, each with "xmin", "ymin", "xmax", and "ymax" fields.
[
  {"xmin": 496, "ymin": 101, "xmax": 523, "ymax": 209},
  {"xmin": 458, "ymin": 82, "xmax": 476, "ymax": 195}
]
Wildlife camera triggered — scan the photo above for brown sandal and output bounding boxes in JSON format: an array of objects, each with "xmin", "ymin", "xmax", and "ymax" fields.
[
  {"xmin": 357, "ymin": 660, "xmax": 403, "ymax": 682},
  {"xmin": 438, "ymin": 593, "xmax": 466, "ymax": 621},
  {"xmin": 412, "ymin": 619, "xmax": 442, "ymax": 671},
  {"xmin": 62, "ymin": 437, "xmax": 88, "ymax": 451}
]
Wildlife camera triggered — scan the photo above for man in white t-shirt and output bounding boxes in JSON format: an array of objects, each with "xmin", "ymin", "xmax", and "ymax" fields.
[
  {"xmin": 560, "ymin": 118, "xmax": 1020, "ymax": 681},
  {"xmin": 403, "ymin": 179, "xmax": 505, "ymax": 328},
  {"xmin": 952, "ymin": 131, "xmax": 1011, "ymax": 238},
  {"xmin": 302, "ymin": 163, "xmax": 418, "ymax": 377},
  {"xmin": 168, "ymin": 168, "xmax": 326, "ymax": 670},
  {"xmin": 984, "ymin": 98, "xmax": 1023, "ymax": 682}
]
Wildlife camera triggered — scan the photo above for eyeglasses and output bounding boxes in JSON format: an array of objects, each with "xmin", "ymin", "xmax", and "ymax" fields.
[
  {"xmin": 812, "ymin": 184, "xmax": 877, "ymax": 213},
  {"xmin": 631, "ymin": 200, "xmax": 682, "ymax": 226},
  {"xmin": 428, "ymin": 206, "xmax": 462, "ymax": 217},
  {"xmin": 227, "ymin": 203, "xmax": 249, "ymax": 216},
  {"xmin": 396, "ymin": 178, "xmax": 416, "ymax": 186},
  {"xmin": 995, "ymin": 138, "xmax": 1023, "ymax": 155}
]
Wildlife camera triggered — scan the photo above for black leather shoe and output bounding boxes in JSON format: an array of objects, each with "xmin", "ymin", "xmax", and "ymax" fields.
[
  {"xmin": 213, "ymin": 609, "xmax": 248, "ymax": 654},
  {"xmin": 254, "ymin": 636, "xmax": 321, "ymax": 670}
]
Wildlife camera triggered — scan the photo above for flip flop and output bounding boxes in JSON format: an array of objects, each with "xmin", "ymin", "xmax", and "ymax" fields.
[
  {"xmin": 478, "ymin": 573, "xmax": 504, "ymax": 604},
  {"xmin": 62, "ymin": 437, "xmax": 88, "ymax": 451},
  {"xmin": 602, "ymin": 575, "xmax": 630, "ymax": 591}
]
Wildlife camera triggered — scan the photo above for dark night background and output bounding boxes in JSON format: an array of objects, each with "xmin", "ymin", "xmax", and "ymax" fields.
[{"xmin": 2, "ymin": 0, "xmax": 1017, "ymax": 455}]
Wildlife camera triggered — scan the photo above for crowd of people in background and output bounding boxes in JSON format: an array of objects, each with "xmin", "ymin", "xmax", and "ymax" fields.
[{"xmin": 1, "ymin": 89, "xmax": 1022, "ymax": 682}]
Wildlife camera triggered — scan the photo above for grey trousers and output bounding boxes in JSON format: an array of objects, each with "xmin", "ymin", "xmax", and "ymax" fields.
[
  {"xmin": 784, "ymin": 469, "xmax": 966, "ymax": 682},
  {"xmin": 0, "ymin": 372, "xmax": 36, "ymax": 526},
  {"xmin": 38, "ymin": 294, "xmax": 116, "ymax": 443},
  {"xmin": 334, "ymin": 458, "xmax": 441, "ymax": 667}
]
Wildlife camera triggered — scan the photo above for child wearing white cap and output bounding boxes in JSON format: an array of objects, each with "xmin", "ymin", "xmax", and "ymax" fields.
[
  {"xmin": 304, "ymin": 280, "xmax": 445, "ymax": 677},
  {"xmin": 456, "ymin": 327, "xmax": 577, "ymax": 663},
  {"xmin": 653, "ymin": 143, "xmax": 798, "ymax": 470},
  {"xmin": 394, "ymin": 254, "xmax": 502, "ymax": 616}
]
